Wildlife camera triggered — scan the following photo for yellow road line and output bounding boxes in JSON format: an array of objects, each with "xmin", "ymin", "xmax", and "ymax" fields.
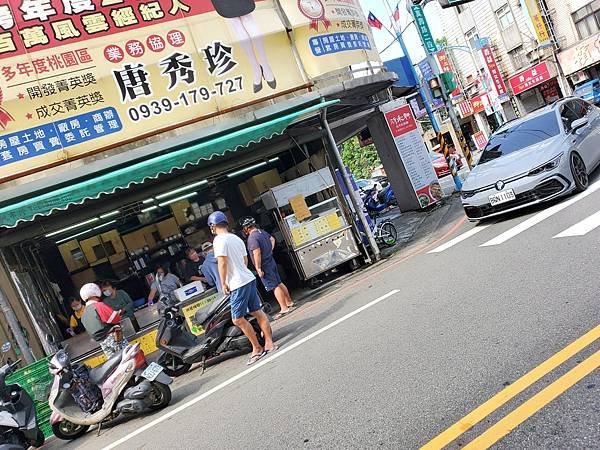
[
  {"xmin": 463, "ymin": 349, "xmax": 600, "ymax": 449},
  {"xmin": 420, "ymin": 324, "xmax": 600, "ymax": 450}
]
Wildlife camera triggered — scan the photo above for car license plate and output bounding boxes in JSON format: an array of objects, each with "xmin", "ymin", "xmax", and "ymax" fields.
[
  {"xmin": 489, "ymin": 189, "xmax": 516, "ymax": 206},
  {"xmin": 141, "ymin": 362, "xmax": 164, "ymax": 381}
]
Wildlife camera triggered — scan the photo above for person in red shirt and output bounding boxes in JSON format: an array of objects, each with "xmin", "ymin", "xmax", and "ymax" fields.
[{"xmin": 80, "ymin": 283, "xmax": 128, "ymax": 358}]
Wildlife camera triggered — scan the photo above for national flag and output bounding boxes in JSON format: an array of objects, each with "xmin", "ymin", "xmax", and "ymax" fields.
[
  {"xmin": 392, "ymin": 3, "xmax": 400, "ymax": 22},
  {"xmin": 367, "ymin": 12, "xmax": 383, "ymax": 29}
]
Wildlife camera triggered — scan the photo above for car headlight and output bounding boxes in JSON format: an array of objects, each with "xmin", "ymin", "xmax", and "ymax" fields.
[{"xmin": 528, "ymin": 153, "xmax": 563, "ymax": 176}]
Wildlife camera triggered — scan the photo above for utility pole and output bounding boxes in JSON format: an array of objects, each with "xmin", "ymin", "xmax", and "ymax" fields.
[{"xmin": 0, "ymin": 286, "xmax": 34, "ymax": 364}]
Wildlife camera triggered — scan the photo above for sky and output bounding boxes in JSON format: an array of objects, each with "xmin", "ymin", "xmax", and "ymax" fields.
[{"xmin": 358, "ymin": 0, "xmax": 445, "ymax": 65}]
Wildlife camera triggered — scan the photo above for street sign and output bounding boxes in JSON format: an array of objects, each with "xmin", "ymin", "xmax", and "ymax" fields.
[{"xmin": 411, "ymin": 5, "xmax": 437, "ymax": 54}]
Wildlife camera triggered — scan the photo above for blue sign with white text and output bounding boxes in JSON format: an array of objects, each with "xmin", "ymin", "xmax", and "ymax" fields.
[
  {"xmin": 0, "ymin": 107, "xmax": 122, "ymax": 167},
  {"xmin": 310, "ymin": 32, "xmax": 372, "ymax": 56}
]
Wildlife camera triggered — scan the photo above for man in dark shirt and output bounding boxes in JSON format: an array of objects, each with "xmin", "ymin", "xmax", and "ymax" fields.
[
  {"xmin": 184, "ymin": 247, "xmax": 208, "ymax": 284},
  {"xmin": 240, "ymin": 217, "xmax": 294, "ymax": 319}
]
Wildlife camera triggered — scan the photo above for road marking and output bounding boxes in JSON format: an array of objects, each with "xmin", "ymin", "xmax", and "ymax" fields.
[
  {"xmin": 102, "ymin": 289, "xmax": 400, "ymax": 450},
  {"xmin": 554, "ymin": 209, "xmax": 600, "ymax": 238},
  {"xmin": 427, "ymin": 225, "xmax": 490, "ymax": 253},
  {"xmin": 463, "ymin": 349, "xmax": 600, "ymax": 449},
  {"xmin": 420, "ymin": 324, "xmax": 600, "ymax": 450},
  {"xmin": 480, "ymin": 178, "xmax": 600, "ymax": 247}
]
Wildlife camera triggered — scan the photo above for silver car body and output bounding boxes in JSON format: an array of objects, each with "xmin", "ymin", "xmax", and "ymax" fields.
[{"xmin": 461, "ymin": 98, "xmax": 600, "ymax": 220}]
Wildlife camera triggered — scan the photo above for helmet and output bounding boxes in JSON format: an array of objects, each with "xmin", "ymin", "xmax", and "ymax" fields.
[
  {"xmin": 238, "ymin": 216, "xmax": 256, "ymax": 228},
  {"xmin": 80, "ymin": 283, "xmax": 101, "ymax": 301},
  {"xmin": 207, "ymin": 211, "xmax": 228, "ymax": 226}
]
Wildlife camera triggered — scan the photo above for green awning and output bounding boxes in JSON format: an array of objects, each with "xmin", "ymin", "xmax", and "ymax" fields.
[{"xmin": 0, "ymin": 100, "xmax": 337, "ymax": 229}]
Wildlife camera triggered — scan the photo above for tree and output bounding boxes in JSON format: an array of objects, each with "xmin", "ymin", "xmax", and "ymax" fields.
[
  {"xmin": 435, "ymin": 36, "xmax": 448, "ymax": 48},
  {"xmin": 340, "ymin": 136, "xmax": 381, "ymax": 179}
]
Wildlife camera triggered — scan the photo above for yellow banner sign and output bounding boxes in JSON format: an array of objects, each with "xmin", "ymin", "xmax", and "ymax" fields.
[
  {"xmin": 523, "ymin": 0, "xmax": 550, "ymax": 43},
  {"xmin": 278, "ymin": 0, "xmax": 380, "ymax": 77},
  {"xmin": 0, "ymin": 0, "xmax": 308, "ymax": 180}
]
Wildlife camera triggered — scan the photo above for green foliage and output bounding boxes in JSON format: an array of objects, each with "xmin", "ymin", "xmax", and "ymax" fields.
[
  {"xmin": 435, "ymin": 36, "xmax": 448, "ymax": 47},
  {"xmin": 340, "ymin": 137, "xmax": 381, "ymax": 180}
]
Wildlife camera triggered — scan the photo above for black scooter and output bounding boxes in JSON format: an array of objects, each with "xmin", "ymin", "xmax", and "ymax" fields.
[
  {"xmin": 156, "ymin": 294, "xmax": 265, "ymax": 377},
  {"xmin": 0, "ymin": 360, "xmax": 44, "ymax": 449}
]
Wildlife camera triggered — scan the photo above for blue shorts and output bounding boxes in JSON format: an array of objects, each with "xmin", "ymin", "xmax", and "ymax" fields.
[
  {"xmin": 260, "ymin": 262, "xmax": 282, "ymax": 292},
  {"xmin": 229, "ymin": 279, "xmax": 262, "ymax": 319}
]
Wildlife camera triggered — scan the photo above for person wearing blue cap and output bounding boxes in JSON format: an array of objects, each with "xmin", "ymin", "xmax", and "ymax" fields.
[{"xmin": 208, "ymin": 211, "xmax": 277, "ymax": 365}]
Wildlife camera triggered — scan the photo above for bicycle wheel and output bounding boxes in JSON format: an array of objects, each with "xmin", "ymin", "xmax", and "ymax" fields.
[{"xmin": 380, "ymin": 221, "xmax": 397, "ymax": 247}]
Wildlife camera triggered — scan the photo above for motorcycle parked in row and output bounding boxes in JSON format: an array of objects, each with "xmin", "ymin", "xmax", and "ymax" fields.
[
  {"xmin": 0, "ymin": 360, "xmax": 44, "ymax": 449},
  {"xmin": 156, "ymin": 294, "xmax": 265, "ymax": 377},
  {"xmin": 48, "ymin": 338, "xmax": 172, "ymax": 441},
  {"xmin": 363, "ymin": 181, "xmax": 397, "ymax": 216}
]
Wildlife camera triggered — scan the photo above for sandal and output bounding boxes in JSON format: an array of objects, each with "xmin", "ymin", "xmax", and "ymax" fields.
[
  {"xmin": 246, "ymin": 350, "xmax": 266, "ymax": 366},
  {"xmin": 273, "ymin": 310, "xmax": 290, "ymax": 320},
  {"xmin": 265, "ymin": 345, "xmax": 279, "ymax": 354}
]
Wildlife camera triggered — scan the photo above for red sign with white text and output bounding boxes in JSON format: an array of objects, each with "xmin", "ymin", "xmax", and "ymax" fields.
[
  {"xmin": 457, "ymin": 99, "xmax": 474, "ymax": 118},
  {"xmin": 473, "ymin": 131, "xmax": 487, "ymax": 150},
  {"xmin": 384, "ymin": 104, "xmax": 417, "ymax": 137},
  {"xmin": 509, "ymin": 62, "xmax": 552, "ymax": 95},
  {"xmin": 481, "ymin": 46, "xmax": 507, "ymax": 97}
]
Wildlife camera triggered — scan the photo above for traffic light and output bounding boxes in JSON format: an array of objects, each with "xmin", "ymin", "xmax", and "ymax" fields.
[
  {"xmin": 440, "ymin": 72, "xmax": 457, "ymax": 93},
  {"xmin": 428, "ymin": 77, "xmax": 443, "ymax": 100}
]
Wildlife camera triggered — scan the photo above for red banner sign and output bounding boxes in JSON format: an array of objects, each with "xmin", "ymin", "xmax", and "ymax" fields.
[
  {"xmin": 481, "ymin": 46, "xmax": 507, "ymax": 97},
  {"xmin": 473, "ymin": 131, "xmax": 488, "ymax": 150},
  {"xmin": 470, "ymin": 93, "xmax": 488, "ymax": 114},
  {"xmin": 509, "ymin": 61, "xmax": 552, "ymax": 95},
  {"xmin": 457, "ymin": 99, "xmax": 473, "ymax": 118}
]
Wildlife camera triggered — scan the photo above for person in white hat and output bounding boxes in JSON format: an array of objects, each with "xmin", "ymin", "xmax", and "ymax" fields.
[{"xmin": 79, "ymin": 283, "xmax": 128, "ymax": 358}]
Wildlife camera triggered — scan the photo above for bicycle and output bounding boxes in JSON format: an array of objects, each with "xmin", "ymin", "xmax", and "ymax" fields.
[{"xmin": 372, "ymin": 217, "xmax": 398, "ymax": 247}]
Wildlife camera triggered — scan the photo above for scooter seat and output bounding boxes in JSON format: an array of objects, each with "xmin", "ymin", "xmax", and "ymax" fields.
[{"xmin": 88, "ymin": 352, "xmax": 122, "ymax": 385}]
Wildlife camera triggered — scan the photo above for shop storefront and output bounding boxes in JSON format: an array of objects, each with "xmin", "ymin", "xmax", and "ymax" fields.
[
  {"xmin": 0, "ymin": 0, "xmax": 393, "ymax": 364},
  {"xmin": 557, "ymin": 31, "xmax": 600, "ymax": 100},
  {"xmin": 508, "ymin": 61, "xmax": 563, "ymax": 113}
]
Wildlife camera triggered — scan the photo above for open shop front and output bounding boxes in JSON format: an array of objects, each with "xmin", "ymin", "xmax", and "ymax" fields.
[{"xmin": 0, "ymin": 84, "xmax": 394, "ymax": 365}]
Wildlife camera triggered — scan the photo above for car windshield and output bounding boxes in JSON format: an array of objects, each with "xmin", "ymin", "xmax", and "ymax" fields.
[{"xmin": 478, "ymin": 112, "xmax": 560, "ymax": 164}]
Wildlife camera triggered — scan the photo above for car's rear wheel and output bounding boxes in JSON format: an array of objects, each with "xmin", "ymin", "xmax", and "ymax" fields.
[{"xmin": 571, "ymin": 151, "xmax": 588, "ymax": 192}]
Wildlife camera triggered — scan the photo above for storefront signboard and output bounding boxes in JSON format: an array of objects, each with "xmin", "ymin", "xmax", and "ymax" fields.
[
  {"xmin": 411, "ymin": 5, "xmax": 437, "ymax": 54},
  {"xmin": 473, "ymin": 131, "xmax": 488, "ymax": 150},
  {"xmin": 481, "ymin": 46, "xmax": 508, "ymax": 99},
  {"xmin": 435, "ymin": 50, "xmax": 461, "ymax": 96},
  {"xmin": 181, "ymin": 292, "xmax": 219, "ymax": 336},
  {"xmin": 278, "ymin": 0, "xmax": 379, "ymax": 77},
  {"xmin": 383, "ymin": 102, "xmax": 442, "ymax": 208},
  {"xmin": 471, "ymin": 94, "xmax": 489, "ymax": 114},
  {"xmin": 457, "ymin": 99, "xmax": 474, "ymax": 118},
  {"xmin": 523, "ymin": 0, "xmax": 550, "ymax": 44},
  {"xmin": 509, "ymin": 61, "xmax": 552, "ymax": 95},
  {"xmin": 557, "ymin": 32, "xmax": 600, "ymax": 76},
  {"xmin": 0, "ymin": 0, "xmax": 379, "ymax": 181}
]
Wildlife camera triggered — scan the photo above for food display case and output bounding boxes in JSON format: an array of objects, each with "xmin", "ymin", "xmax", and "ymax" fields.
[{"xmin": 261, "ymin": 168, "xmax": 361, "ymax": 280}]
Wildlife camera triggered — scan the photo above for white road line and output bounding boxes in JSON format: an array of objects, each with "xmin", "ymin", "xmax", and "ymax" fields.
[
  {"xmin": 102, "ymin": 289, "xmax": 400, "ymax": 450},
  {"xmin": 554, "ymin": 209, "xmax": 600, "ymax": 238},
  {"xmin": 480, "ymin": 178, "xmax": 600, "ymax": 247},
  {"xmin": 427, "ymin": 225, "xmax": 490, "ymax": 253}
]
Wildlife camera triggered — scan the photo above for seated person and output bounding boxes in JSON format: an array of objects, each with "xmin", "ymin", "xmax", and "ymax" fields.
[
  {"xmin": 148, "ymin": 264, "xmax": 182, "ymax": 306},
  {"xmin": 67, "ymin": 297, "xmax": 86, "ymax": 336}
]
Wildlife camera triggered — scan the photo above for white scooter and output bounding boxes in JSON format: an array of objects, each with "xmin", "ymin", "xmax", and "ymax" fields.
[{"xmin": 48, "ymin": 336, "xmax": 172, "ymax": 441}]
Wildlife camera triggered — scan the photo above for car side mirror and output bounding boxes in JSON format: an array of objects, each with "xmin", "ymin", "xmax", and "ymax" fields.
[{"xmin": 571, "ymin": 117, "xmax": 589, "ymax": 133}]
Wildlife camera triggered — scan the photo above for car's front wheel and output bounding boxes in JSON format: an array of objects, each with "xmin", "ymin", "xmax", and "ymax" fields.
[{"xmin": 570, "ymin": 151, "xmax": 588, "ymax": 192}]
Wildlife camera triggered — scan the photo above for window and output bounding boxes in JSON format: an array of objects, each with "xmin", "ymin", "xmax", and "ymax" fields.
[
  {"xmin": 509, "ymin": 46, "xmax": 528, "ymax": 70},
  {"xmin": 465, "ymin": 28, "xmax": 480, "ymax": 51},
  {"xmin": 561, "ymin": 99, "xmax": 590, "ymax": 131},
  {"xmin": 496, "ymin": 4, "xmax": 514, "ymax": 30},
  {"xmin": 573, "ymin": 3, "xmax": 600, "ymax": 39}
]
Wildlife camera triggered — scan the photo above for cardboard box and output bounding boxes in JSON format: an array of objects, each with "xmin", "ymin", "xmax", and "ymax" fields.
[
  {"xmin": 246, "ymin": 169, "xmax": 282, "ymax": 198},
  {"xmin": 238, "ymin": 181, "xmax": 255, "ymax": 207},
  {"xmin": 100, "ymin": 229, "xmax": 125, "ymax": 255},
  {"xmin": 122, "ymin": 231, "xmax": 146, "ymax": 254},
  {"xmin": 171, "ymin": 199, "xmax": 191, "ymax": 226},
  {"xmin": 156, "ymin": 218, "xmax": 180, "ymax": 239},
  {"xmin": 58, "ymin": 240, "xmax": 88, "ymax": 272},
  {"xmin": 80, "ymin": 235, "xmax": 103, "ymax": 264}
]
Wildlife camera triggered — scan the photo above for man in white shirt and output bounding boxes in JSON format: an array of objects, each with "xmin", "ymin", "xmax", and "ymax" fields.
[{"xmin": 208, "ymin": 211, "xmax": 276, "ymax": 365}]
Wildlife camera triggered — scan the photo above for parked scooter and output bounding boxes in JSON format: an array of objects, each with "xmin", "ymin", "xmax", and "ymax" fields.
[
  {"xmin": 156, "ymin": 294, "xmax": 265, "ymax": 377},
  {"xmin": 363, "ymin": 182, "xmax": 397, "ymax": 216},
  {"xmin": 48, "ymin": 337, "xmax": 172, "ymax": 441},
  {"xmin": 0, "ymin": 360, "xmax": 44, "ymax": 449}
]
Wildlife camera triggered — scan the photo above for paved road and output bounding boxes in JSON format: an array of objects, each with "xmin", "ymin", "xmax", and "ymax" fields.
[{"xmin": 47, "ymin": 173, "xmax": 600, "ymax": 450}]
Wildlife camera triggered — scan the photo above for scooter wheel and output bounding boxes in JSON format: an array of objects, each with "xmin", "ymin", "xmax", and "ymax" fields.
[
  {"xmin": 52, "ymin": 420, "xmax": 89, "ymax": 441},
  {"xmin": 148, "ymin": 382, "xmax": 172, "ymax": 410},
  {"xmin": 158, "ymin": 353, "xmax": 191, "ymax": 377}
]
